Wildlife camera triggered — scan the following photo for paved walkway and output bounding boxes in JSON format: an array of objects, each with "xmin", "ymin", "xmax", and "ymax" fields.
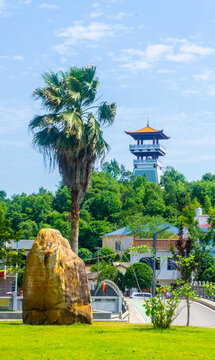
[{"xmin": 127, "ymin": 299, "xmax": 150, "ymax": 323}]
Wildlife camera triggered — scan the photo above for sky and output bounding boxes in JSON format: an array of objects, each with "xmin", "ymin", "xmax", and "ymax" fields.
[{"xmin": 1, "ymin": 0, "xmax": 215, "ymax": 196}]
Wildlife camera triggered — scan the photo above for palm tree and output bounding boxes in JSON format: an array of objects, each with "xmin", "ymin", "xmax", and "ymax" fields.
[{"xmin": 29, "ymin": 66, "xmax": 116, "ymax": 254}]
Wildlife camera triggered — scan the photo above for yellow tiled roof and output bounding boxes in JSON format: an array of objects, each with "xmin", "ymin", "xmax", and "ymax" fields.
[{"xmin": 126, "ymin": 126, "xmax": 160, "ymax": 133}]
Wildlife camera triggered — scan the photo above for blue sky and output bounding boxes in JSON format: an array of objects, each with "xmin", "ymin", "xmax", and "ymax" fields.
[{"xmin": 1, "ymin": 0, "xmax": 215, "ymax": 196}]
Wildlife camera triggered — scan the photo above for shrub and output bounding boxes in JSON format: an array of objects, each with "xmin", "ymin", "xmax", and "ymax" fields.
[
  {"xmin": 124, "ymin": 262, "xmax": 152, "ymax": 290},
  {"xmin": 144, "ymin": 283, "xmax": 197, "ymax": 329},
  {"xmin": 98, "ymin": 247, "xmax": 116, "ymax": 263},
  {"xmin": 78, "ymin": 248, "xmax": 93, "ymax": 262}
]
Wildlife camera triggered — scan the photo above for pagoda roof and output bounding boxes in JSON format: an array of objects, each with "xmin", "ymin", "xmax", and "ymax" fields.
[{"xmin": 125, "ymin": 126, "xmax": 170, "ymax": 140}]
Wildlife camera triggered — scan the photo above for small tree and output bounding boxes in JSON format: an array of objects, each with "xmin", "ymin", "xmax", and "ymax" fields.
[
  {"xmin": 144, "ymin": 283, "xmax": 197, "ymax": 329},
  {"xmin": 124, "ymin": 262, "xmax": 152, "ymax": 291}
]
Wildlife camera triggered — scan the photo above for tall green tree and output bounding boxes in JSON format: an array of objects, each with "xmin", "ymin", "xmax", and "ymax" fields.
[{"xmin": 29, "ymin": 66, "xmax": 116, "ymax": 253}]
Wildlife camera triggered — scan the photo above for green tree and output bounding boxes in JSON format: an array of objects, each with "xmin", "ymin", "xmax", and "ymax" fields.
[
  {"xmin": 198, "ymin": 252, "xmax": 215, "ymax": 280},
  {"xmin": 29, "ymin": 66, "xmax": 116, "ymax": 253},
  {"xmin": 78, "ymin": 248, "xmax": 92, "ymax": 262},
  {"xmin": 53, "ymin": 183, "xmax": 71, "ymax": 212},
  {"xmin": 127, "ymin": 214, "xmax": 173, "ymax": 239},
  {"xmin": 202, "ymin": 173, "xmax": 215, "ymax": 182},
  {"xmin": 124, "ymin": 262, "xmax": 152, "ymax": 290},
  {"xmin": 98, "ymin": 247, "xmax": 116, "ymax": 263},
  {"xmin": 18, "ymin": 220, "xmax": 38, "ymax": 239},
  {"xmin": 0, "ymin": 191, "xmax": 7, "ymax": 200},
  {"xmin": 202, "ymin": 265, "xmax": 215, "ymax": 282},
  {"xmin": 0, "ymin": 204, "xmax": 24, "ymax": 271}
]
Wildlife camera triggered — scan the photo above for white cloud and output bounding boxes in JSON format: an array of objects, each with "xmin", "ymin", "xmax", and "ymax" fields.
[
  {"xmin": 209, "ymin": 87, "xmax": 215, "ymax": 96},
  {"xmin": 157, "ymin": 69, "xmax": 175, "ymax": 74},
  {"xmin": 0, "ymin": 0, "xmax": 8, "ymax": 17},
  {"xmin": 192, "ymin": 69, "xmax": 215, "ymax": 96},
  {"xmin": 193, "ymin": 69, "xmax": 215, "ymax": 81},
  {"xmin": 166, "ymin": 52, "xmax": 195, "ymax": 62},
  {"xmin": 183, "ymin": 89, "xmax": 198, "ymax": 95},
  {"xmin": 12, "ymin": 55, "xmax": 24, "ymax": 61},
  {"xmin": 145, "ymin": 44, "xmax": 172, "ymax": 61},
  {"xmin": 108, "ymin": 12, "xmax": 131, "ymax": 20},
  {"xmin": 116, "ymin": 39, "xmax": 215, "ymax": 71},
  {"xmin": 39, "ymin": 3, "xmax": 59, "ymax": 10},
  {"xmin": 54, "ymin": 21, "xmax": 127, "ymax": 55},
  {"xmin": 180, "ymin": 44, "xmax": 215, "ymax": 56},
  {"xmin": 89, "ymin": 11, "xmax": 104, "ymax": 18},
  {"xmin": 92, "ymin": 2, "xmax": 100, "ymax": 8}
]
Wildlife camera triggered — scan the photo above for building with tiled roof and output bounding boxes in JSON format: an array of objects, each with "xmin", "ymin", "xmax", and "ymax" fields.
[
  {"xmin": 101, "ymin": 225, "xmax": 179, "ymax": 254},
  {"xmin": 130, "ymin": 237, "xmax": 179, "ymax": 287}
]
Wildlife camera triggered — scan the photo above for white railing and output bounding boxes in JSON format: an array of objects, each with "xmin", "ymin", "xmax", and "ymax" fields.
[
  {"xmin": 129, "ymin": 143, "xmax": 166, "ymax": 153},
  {"xmin": 134, "ymin": 159, "xmax": 162, "ymax": 167}
]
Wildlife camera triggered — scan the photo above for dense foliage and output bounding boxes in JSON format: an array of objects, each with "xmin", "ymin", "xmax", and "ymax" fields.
[
  {"xmin": 1, "ymin": 163, "xmax": 215, "ymax": 251},
  {"xmin": 124, "ymin": 262, "xmax": 153, "ymax": 290},
  {"xmin": 202, "ymin": 265, "xmax": 215, "ymax": 282}
]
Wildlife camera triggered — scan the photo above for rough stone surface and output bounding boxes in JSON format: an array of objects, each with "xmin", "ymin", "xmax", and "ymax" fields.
[{"xmin": 22, "ymin": 228, "xmax": 93, "ymax": 325}]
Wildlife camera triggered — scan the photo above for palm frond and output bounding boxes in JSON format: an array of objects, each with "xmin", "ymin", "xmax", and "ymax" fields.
[
  {"xmin": 29, "ymin": 114, "xmax": 60, "ymax": 132},
  {"xmin": 98, "ymin": 102, "xmax": 117, "ymax": 126},
  {"xmin": 30, "ymin": 65, "xmax": 115, "ymax": 194},
  {"xmin": 42, "ymin": 71, "xmax": 61, "ymax": 88}
]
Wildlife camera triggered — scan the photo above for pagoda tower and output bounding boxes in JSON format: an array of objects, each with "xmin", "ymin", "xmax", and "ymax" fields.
[{"xmin": 125, "ymin": 124, "xmax": 170, "ymax": 184}]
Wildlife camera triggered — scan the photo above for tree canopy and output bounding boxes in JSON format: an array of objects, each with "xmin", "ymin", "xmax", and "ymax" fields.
[
  {"xmin": 1, "ymin": 162, "xmax": 215, "ymax": 253},
  {"xmin": 124, "ymin": 262, "xmax": 153, "ymax": 290}
]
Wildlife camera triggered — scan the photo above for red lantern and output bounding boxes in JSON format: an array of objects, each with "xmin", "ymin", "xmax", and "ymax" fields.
[{"xmin": 103, "ymin": 282, "xmax": 106, "ymax": 293}]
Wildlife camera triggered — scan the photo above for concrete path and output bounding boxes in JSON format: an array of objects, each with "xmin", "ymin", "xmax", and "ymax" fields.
[{"xmin": 127, "ymin": 299, "xmax": 149, "ymax": 323}]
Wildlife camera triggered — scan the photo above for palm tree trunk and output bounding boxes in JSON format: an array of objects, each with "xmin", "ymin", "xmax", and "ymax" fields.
[{"xmin": 70, "ymin": 191, "xmax": 80, "ymax": 254}]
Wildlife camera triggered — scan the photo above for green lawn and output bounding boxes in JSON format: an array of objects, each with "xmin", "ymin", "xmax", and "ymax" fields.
[{"xmin": 0, "ymin": 322, "xmax": 214, "ymax": 359}]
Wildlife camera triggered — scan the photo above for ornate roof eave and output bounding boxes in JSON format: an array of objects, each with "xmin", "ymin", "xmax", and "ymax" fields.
[{"xmin": 125, "ymin": 130, "xmax": 170, "ymax": 140}]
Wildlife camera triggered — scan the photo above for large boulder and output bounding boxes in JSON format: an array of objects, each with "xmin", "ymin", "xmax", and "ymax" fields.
[{"xmin": 22, "ymin": 228, "xmax": 93, "ymax": 325}]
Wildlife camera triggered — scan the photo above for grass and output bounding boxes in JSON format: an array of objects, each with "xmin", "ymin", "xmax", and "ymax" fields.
[{"xmin": 0, "ymin": 322, "xmax": 215, "ymax": 359}]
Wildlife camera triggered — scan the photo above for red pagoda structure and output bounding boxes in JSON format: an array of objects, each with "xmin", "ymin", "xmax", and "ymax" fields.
[{"xmin": 125, "ymin": 124, "xmax": 170, "ymax": 184}]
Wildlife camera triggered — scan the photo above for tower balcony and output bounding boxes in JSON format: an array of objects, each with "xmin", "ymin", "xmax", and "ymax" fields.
[
  {"xmin": 129, "ymin": 143, "xmax": 166, "ymax": 156},
  {"xmin": 134, "ymin": 158, "xmax": 162, "ymax": 168}
]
